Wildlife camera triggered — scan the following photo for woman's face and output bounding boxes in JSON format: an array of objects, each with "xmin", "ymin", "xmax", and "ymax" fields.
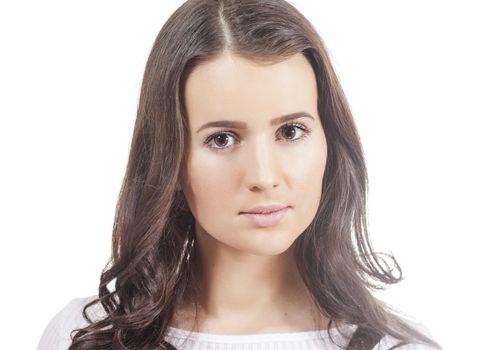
[{"xmin": 181, "ymin": 51, "xmax": 327, "ymax": 256}]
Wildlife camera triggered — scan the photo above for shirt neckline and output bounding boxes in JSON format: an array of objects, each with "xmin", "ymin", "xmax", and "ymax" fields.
[{"xmin": 165, "ymin": 324, "xmax": 356, "ymax": 343}]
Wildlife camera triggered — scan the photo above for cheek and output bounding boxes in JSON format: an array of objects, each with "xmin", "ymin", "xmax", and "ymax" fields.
[
  {"xmin": 290, "ymin": 142, "xmax": 327, "ymax": 208},
  {"xmin": 184, "ymin": 151, "xmax": 237, "ymax": 213}
]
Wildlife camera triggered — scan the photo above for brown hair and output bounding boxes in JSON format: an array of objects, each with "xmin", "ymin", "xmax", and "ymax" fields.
[{"xmin": 69, "ymin": 0, "xmax": 443, "ymax": 349}]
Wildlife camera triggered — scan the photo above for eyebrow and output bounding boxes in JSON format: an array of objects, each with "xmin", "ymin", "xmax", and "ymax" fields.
[{"xmin": 196, "ymin": 112, "xmax": 315, "ymax": 133}]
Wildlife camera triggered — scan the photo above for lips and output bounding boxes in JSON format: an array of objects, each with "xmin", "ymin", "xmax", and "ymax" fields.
[
  {"xmin": 240, "ymin": 207, "xmax": 290, "ymax": 227},
  {"xmin": 241, "ymin": 205, "xmax": 288, "ymax": 214}
]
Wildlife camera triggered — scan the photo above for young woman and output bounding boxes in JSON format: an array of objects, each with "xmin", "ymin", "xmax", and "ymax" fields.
[{"xmin": 38, "ymin": 1, "xmax": 443, "ymax": 349}]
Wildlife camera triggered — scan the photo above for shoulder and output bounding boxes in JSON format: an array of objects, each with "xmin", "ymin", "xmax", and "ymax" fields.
[
  {"xmin": 372, "ymin": 336, "xmax": 440, "ymax": 350},
  {"xmin": 37, "ymin": 295, "xmax": 104, "ymax": 350},
  {"xmin": 370, "ymin": 318, "xmax": 440, "ymax": 350},
  {"xmin": 372, "ymin": 337, "xmax": 440, "ymax": 350}
]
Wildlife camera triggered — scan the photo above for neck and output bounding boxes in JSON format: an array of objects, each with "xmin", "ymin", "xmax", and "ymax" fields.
[{"xmin": 173, "ymin": 225, "xmax": 329, "ymax": 334}]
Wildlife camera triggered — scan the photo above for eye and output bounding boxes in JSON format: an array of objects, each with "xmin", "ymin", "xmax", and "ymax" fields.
[
  {"xmin": 276, "ymin": 122, "xmax": 311, "ymax": 143},
  {"xmin": 203, "ymin": 122, "xmax": 312, "ymax": 152},
  {"xmin": 205, "ymin": 132, "xmax": 237, "ymax": 151}
]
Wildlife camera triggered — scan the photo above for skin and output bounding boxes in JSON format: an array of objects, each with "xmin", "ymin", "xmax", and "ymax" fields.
[{"xmin": 175, "ymin": 50, "xmax": 329, "ymax": 334}]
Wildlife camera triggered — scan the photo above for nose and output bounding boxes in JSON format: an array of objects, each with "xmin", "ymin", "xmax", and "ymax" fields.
[{"xmin": 243, "ymin": 136, "xmax": 281, "ymax": 191}]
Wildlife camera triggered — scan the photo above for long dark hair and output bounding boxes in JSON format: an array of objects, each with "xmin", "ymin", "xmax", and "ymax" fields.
[{"xmin": 69, "ymin": 0, "xmax": 442, "ymax": 349}]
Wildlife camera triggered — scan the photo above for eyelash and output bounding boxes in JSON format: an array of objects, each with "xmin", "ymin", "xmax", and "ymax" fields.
[{"xmin": 203, "ymin": 122, "xmax": 312, "ymax": 152}]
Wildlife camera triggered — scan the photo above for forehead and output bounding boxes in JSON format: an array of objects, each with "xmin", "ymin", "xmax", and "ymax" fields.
[{"xmin": 183, "ymin": 52, "xmax": 318, "ymax": 125}]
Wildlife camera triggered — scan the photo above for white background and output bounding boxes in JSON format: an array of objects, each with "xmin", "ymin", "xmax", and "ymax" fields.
[{"xmin": 0, "ymin": 1, "xmax": 480, "ymax": 349}]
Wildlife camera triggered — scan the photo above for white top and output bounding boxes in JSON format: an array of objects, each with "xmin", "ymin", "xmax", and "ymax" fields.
[{"xmin": 37, "ymin": 295, "xmax": 438, "ymax": 350}]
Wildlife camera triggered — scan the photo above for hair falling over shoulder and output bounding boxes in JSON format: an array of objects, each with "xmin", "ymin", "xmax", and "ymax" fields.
[{"xmin": 68, "ymin": 1, "xmax": 443, "ymax": 349}]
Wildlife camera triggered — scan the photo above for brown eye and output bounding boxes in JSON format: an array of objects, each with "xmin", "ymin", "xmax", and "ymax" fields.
[
  {"xmin": 281, "ymin": 125, "xmax": 297, "ymax": 140},
  {"xmin": 204, "ymin": 131, "xmax": 237, "ymax": 151},
  {"xmin": 277, "ymin": 122, "xmax": 310, "ymax": 142},
  {"xmin": 213, "ymin": 134, "xmax": 230, "ymax": 147}
]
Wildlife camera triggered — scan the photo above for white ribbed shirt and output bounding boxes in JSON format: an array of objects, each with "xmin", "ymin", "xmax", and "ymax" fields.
[{"xmin": 37, "ymin": 295, "xmax": 438, "ymax": 350}]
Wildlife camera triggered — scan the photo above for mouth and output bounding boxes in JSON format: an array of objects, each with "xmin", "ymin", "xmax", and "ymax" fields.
[
  {"xmin": 240, "ymin": 205, "xmax": 289, "ymax": 215},
  {"xmin": 240, "ymin": 207, "xmax": 290, "ymax": 227}
]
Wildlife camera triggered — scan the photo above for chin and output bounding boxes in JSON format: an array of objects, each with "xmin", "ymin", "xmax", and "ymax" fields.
[{"xmin": 231, "ymin": 235, "xmax": 297, "ymax": 257}]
